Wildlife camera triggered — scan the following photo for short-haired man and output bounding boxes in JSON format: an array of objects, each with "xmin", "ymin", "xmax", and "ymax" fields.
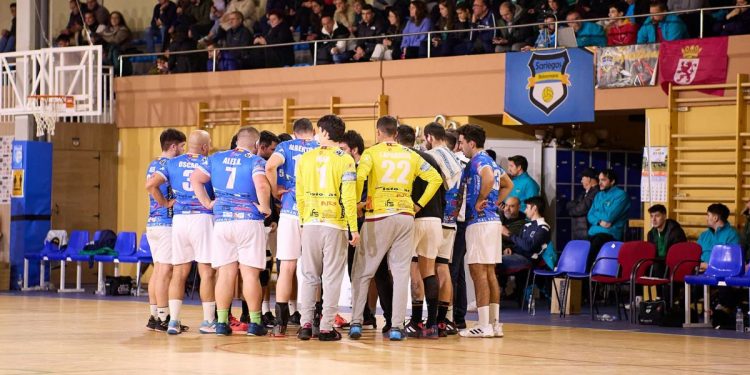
[
  {"xmin": 470, "ymin": 0, "xmax": 498, "ymax": 54},
  {"xmin": 566, "ymin": 11, "xmax": 607, "ymax": 47},
  {"xmin": 506, "ymin": 155, "xmax": 540, "ymax": 212},
  {"xmin": 501, "ymin": 196, "xmax": 526, "ymax": 247},
  {"xmin": 257, "ymin": 130, "xmax": 280, "ymax": 160},
  {"xmin": 221, "ymin": 11, "xmax": 253, "ymax": 69},
  {"xmin": 423, "ymin": 122, "xmax": 464, "ymax": 336},
  {"xmin": 646, "ymin": 204, "xmax": 686, "ymax": 276},
  {"xmin": 349, "ymin": 116, "xmax": 443, "ymax": 341},
  {"xmin": 316, "ymin": 13, "xmax": 351, "ymax": 64},
  {"xmin": 494, "ymin": 2, "xmax": 534, "ymax": 52},
  {"xmin": 636, "ymin": 0, "xmax": 688, "ymax": 43},
  {"xmin": 697, "ymin": 203, "xmax": 740, "ymax": 269},
  {"xmin": 500, "ymin": 196, "xmax": 550, "ymax": 272},
  {"xmin": 295, "ymin": 115, "xmax": 360, "ymax": 341},
  {"xmin": 566, "ymin": 167, "xmax": 599, "ymax": 241},
  {"xmin": 146, "ymin": 130, "xmax": 215, "ymax": 334},
  {"xmin": 397, "ymin": 124, "xmax": 445, "ymax": 339},
  {"xmin": 265, "ymin": 119, "xmax": 318, "ymax": 336},
  {"xmin": 456, "ymin": 124, "xmax": 513, "ymax": 338},
  {"xmin": 355, "ymin": 4, "xmax": 386, "ymax": 60},
  {"xmin": 144, "ymin": 128, "xmax": 186, "ymax": 332},
  {"xmin": 190, "ymin": 126, "xmax": 272, "ymax": 336},
  {"xmin": 587, "ymin": 169, "xmax": 630, "ymax": 266}
]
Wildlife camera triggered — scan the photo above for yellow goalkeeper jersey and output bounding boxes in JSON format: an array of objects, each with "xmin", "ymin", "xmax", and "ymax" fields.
[
  {"xmin": 356, "ymin": 141, "xmax": 443, "ymax": 219},
  {"xmin": 295, "ymin": 146, "xmax": 359, "ymax": 232}
]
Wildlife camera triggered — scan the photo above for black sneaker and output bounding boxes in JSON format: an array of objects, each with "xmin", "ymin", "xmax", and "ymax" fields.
[
  {"xmin": 381, "ymin": 322, "xmax": 392, "ymax": 336},
  {"xmin": 298, "ymin": 323, "xmax": 313, "ymax": 340},
  {"xmin": 155, "ymin": 317, "xmax": 169, "ymax": 332},
  {"xmin": 362, "ymin": 314, "xmax": 377, "ymax": 330},
  {"xmin": 289, "ymin": 311, "xmax": 301, "ymax": 326},
  {"xmin": 147, "ymin": 316, "xmax": 158, "ymax": 331},
  {"xmin": 455, "ymin": 320, "xmax": 467, "ymax": 329},
  {"xmin": 439, "ymin": 320, "xmax": 458, "ymax": 336},
  {"xmin": 404, "ymin": 320, "xmax": 423, "ymax": 339},
  {"xmin": 262, "ymin": 312, "xmax": 275, "ymax": 328},
  {"xmin": 318, "ymin": 328, "xmax": 342, "ymax": 341}
]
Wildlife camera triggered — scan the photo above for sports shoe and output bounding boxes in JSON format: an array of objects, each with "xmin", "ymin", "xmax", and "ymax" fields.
[
  {"xmin": 439, "ymin": 320, "xmax": 458, "ymax": 336},
  {"xmin": 155, "ymin": 318, "xmax": 168, "ymax": 332},
  {"xmin": 333, "ymin": 314, "xmax": 350, "ymax": 329},
  {"xmin": 289, "ymin": 311, "xmax": 301, "ymax": 326},
  {"xmin": 262, "ymin": 312, "xmax": 276, "ymax": 328},
  {"xmin": 247, "ymin": 323, "xmax": 268, "ymax": 336},
  {"xmin": 493, "ymin": 323, "xmax": 504, "ymax": 338},
  {"xmin": 215, "ymin": 322, "xmax": 232, "ymax": 336},
  {"xmin": 349, "ymin": 323, "xmax": 362, "ymax": 340},
  {"xmin": 362, "ymin": 314, "xmax": 377, "ymax": 330},
  {"xmin": 230, "ymin": 316, "xmax": 248, "ymax": 332},
  {"xmin": 199, "ymin": 320, "xmax": 217, "ymax": 334},
  {"xmin": 381, "ymin": 322, "xmax": 392, "ymax": 337},
  {"xmin": 312, "ymin": 311, "xmax": 321, "ymax": 338},
  {"xmin": 298, "ymin": 323, "xmax": 313, "ymax": 340},
  {"xmin": 455, "ymin": 320, "xmax": 467, "ymax": 329},
  {"xmin": 146, "ymin": 316, "xmax": 158, "ymax": 331},
  {"xmin": 458, "ymin": 324, "xmax": 494, "ymax": 338},
  {"xmin": 421, "ymin": 325, "xmax": 440, "ymax": 339},
  {"xmin": 404, "ymin": 320, "xmax": 423, "ymax": 338},
  {"xmin": 167, "ymin": 320, "xmax": 184, "ymax": 335},
  {"xmin": 271, "ymin": 324, "xmax": 287, "ymax": 337},
  {"xmin": 318, "ymin": 328, "xmax": 342, "ymax": 341},
  {"xmin": 389, "ymin": 327, "xmax": 407, "ymax": 341}
]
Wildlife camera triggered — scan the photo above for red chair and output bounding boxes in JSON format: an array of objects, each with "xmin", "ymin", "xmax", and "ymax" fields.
[
  {"xmin": 590, "ymin": 241, "xmax": 655, "ymax": 323},
  {"xmin": 631, "ymin": 242, "xmax": 702, "ymax": 311}
]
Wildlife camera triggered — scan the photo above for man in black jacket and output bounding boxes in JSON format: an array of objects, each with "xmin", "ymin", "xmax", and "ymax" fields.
[
  {"xmin": 566, "ymin": 168, "xmax": 599, "ymax": 241},
  {"xmin": 355, "ymin": 5, "xmax": 386, "ymax": 60},
  {"xmin": 646, "ymin": 204, "xmax": 687, "ymax": 276},
  {"xmin": 501, "ymin": 196, "xmax": 551, "ymax": 273},
  {"xmin": 222, "ymin": 12, "xmax": 253, "ymax": 69},
  {"xmin": 315, "ymin": 13, "xmax": 351, "ymax": 64}
]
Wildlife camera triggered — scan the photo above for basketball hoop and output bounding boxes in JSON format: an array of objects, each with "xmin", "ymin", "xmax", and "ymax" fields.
[{"xmin": 26, "ymin": 95, "xmax": 76, "ymax": 137}]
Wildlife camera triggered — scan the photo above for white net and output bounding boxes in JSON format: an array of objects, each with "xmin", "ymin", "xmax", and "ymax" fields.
[{"xmin": 27, "ymin": 96, "xmax": 73, "ymax": 137}]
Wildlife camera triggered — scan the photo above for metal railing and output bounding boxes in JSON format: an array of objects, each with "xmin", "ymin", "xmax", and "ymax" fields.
[
  {"xmin": 118, "ymin": 4, "xmax": 748, "ymax": 77},
  {"xmin": 0, "ymin": 63, "xmax": 16, "ymax": 123}
]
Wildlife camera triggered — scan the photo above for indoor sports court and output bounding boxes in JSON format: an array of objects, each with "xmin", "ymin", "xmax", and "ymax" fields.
[{"xmin": 2, "ymin": 1, "xmax": 750, "ymax": 373}]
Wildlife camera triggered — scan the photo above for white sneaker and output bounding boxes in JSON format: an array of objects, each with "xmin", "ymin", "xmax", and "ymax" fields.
[
  {"xmin": 458, "ymin": 324, "xmax": 494, "ymax": 338},
  {"xmin": 199, "ymin": 320, "xmax": 217, "ymax": 334},
  {"xmin": 493, "ymin": 323, "xmax": 504, "ymax": 337}
]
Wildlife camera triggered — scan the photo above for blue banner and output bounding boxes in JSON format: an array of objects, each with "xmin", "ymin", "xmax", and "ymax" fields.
[{"xmin": 504, "ymin": 48, "xmax": 594, "ymax": 125}]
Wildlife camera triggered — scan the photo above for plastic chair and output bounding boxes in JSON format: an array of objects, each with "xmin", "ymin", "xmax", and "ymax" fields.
[
  {"xmin": 50, "ymin": 231, "xmax": 89, "ymax": 293},
  {"xmin": 685, "ymin": 244, "xmax": 744, "ymax": 286},
  {"xmin": 568, "ymin": 241, "xmax": 623, "ymax": 320},
  {"xmin": 532, "ymin": 240, "xmax": 590, "ymax": 317},
  {"xmin": 631, "ymin": 242, "xmax": 701, "ymax": 308},
  {"xmin": 95, "ymin": 232, "xmax": 137, "ymax": 295},
  {"xmin": 132, "ymin": 233, "xmax": 153, "ymax": 296},
  {"xmin": 22, "ymin": 241, "xmax": 61, "ymax": 291}
]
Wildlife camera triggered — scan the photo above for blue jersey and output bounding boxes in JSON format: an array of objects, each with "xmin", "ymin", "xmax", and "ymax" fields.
[
  {"xmin": 156, "ymin": 153, "xmax": 214, "ymax": 215},
  {"xmin": 146, "ymin": 157, "xmax": 173, "ymax": 227},
  {"xmin": 197, "ymin": 149, "xmax": 267, "ymax": 222},
  {"xmin": 272, "ymin": 139, "xmax": 319, "ymax": 216},
  {"xmin": 462, "ymin": 150, "xmax": 505, "ymax": 225}
]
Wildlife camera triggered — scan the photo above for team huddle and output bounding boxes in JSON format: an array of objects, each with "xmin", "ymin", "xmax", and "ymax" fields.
[{"xmin": 144, "ymin": 114, "xmax": 513, "ymax": 341}]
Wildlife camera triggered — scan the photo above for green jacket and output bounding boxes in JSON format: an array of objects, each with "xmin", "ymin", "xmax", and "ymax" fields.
[{"xmin": 697, "ymin": 223, "xmax": 740, "ymax": 263}]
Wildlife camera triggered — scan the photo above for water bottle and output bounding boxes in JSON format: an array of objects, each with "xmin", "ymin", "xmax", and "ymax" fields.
[
  {"xmin": 530, "ymin": 297, "xmax": 536, "ymax": 316},
  {"xmin": 536, "ymin": 29, "xmax": 549, "ymax": 48},
  {"xmin": 736, "ymin": 308, "xmax": 745, "ymax": 332}
]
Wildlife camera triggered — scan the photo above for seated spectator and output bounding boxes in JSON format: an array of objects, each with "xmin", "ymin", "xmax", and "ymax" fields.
[
  {"xmin": 213, "ymin": 0, "xmax": 255, "ymax": 45},
  {"xmin": 625, "ymin": 0, "xmax": 652, "ymax": 24},
  {"xmin": 646, "ymin": 204, "xmax": 686, "ymax": 276},
  {"xmin": 401, "ymin": 0, "xmax": 432, "ymax": 58},
  {"xmin": 86, "ymin": 0, "xmax": 110, "ymax": 26},
  {"xmin": 188, "ymin": 0, "xmax": 214, "ymax": 40},
  {"xmin": 168, "ymin": 27, "xmax": 203, "ymax": 73},
  {"xmin": 713, "ymin": 0, "xmax": 750, "ymax": 35},
  {"xmin": 220, "ymin": 11, "xmax": 253, "ymax": 70},
  {"xmin": 500, "ymin": 196, "xmax": 551, "ymax": 272},
  {"xmin": 99, "ymin": 12, "xmax": 133, "ymax": 73},
  {"xmin": 493, "ymin": 2, "xmax": 535, "ymax": 52},
  {"xmin": 147, "ymin": 0, "xmax": 178, "ymax": 53},
  {"xmin": 587, "ymin": 169, "xmax": 630, "ymax": 266},
  {"xmin": 469, "ymin": 0, "xmax": 497, "ymax": 54},
  {"xmin": 668, "ymin": 0, "xmax": 704, "ymax": 37},
  {"xmin": 315, "ymin": 13, "xmax": 351, "ymax": 64},
  {"xmin": 150, "ymin": 55, "xmax": 171, "ymax": 74},
  {"xmin": 81, "ymin": 11, "xmax": 105, "ymax": 45},
  {"xmin": 637, "ymin": 1, "xmax": 689, "ymax": 43},
  {"xmin": 352, "ymin": 0, "xmax": 365, "ymax": 28},
  {"xmin": 343, "ymin": 44, "xmax": 371, "ymax": 62},
  {"xmin": 251, "ymin": 10, "xmax": 295, "ymax": 68},
  {"xmin": 566, "ymin": 167, "xmax": 599, "ymax": 241},
  {"xmin": 506, "ymin": 155, "xmax": 540, "ymax": 212},
  {"xmin": 204, "ymin": 0, "xmax": 227, "ymax": 45},
  {"xmin": 0, "ymin": 3, "xmax": 15, "ymax": 53},
  {"xmin": 502, "ymin": 197, "xmax": 527, "ymax": 249},
  {"xmin": 56, "ymin": 34, "xmax": 72, "ymax": 48},
  {"xmin": 371, "ymin": 7, "xmax": 404, "ymax": 60},
  {"xmin": 431, "ymin": 0, "xmax": 458, "ymax": 57},
  {"xmin": 697, "ymin": 203, "xmax": 740, "ymax": 269},
  {"xmin": 529, "ymin": 16, "xmax": 557, "ymax": 49},
  {"xmin": 539, "ymin": 0, "xmax": 568, "ymax": 21},
  {"xmin": 354, "ymin": 5, "xmax": 387, "ymax": 60},
  {"xmin": 62, "ymin": 1, "xmax": 84, "ymax": 37},
  {"xmin": 566, "ymin": 11, "xmax": 607, "ymax": 47},
  {"xmin": 334, "ymin": 0, "xmax": 357, "ymax": 32},
  {"xmin": 606, "ymin": 1, "xmax": 639, "ymax": 45}
]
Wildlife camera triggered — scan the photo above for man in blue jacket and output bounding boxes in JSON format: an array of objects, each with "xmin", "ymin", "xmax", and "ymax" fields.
[
  {"xmin": 587, "ymin": 169, "xmax": 630, "ymax": 266},
  {"xmin": 500, "ymin": 196, "xmax": 551, "ymax": 273},
  {"xmin": 636, "ymin": 1, "xmax": 689, "ymax": 43},
  {"xmin": 566, "ymin": 11, "xmax": 606, "ymax": 47},
  {"xmin": 697, "ymin": 203, "xmax": 740, "ymax": 269},
  {"xmin": 506, "ymin": 155, "xmax": 540, "ymax": 212},
  {"xmin": 470, "ymin": 0, "xmax": 498, "ymax": 54}
]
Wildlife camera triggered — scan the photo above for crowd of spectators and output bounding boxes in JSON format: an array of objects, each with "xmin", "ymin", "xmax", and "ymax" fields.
[{"xmin": 53, "ymin": 0, "xmax": 749, "ymax": 74}]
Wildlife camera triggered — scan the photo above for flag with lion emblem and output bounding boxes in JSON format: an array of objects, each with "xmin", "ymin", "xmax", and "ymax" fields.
[{"xmin": 658, "ymin": 36, "xmax": 728, "ymax": 96}]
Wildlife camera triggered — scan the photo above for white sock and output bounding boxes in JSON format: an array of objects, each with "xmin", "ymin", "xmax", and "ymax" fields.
[
  {"xmin": 262, "ymin": 301, "xmax": 270, "ymax": 315},
  {"xmin": 157, "ymin": 307, "xmax": 169, "ymax": 321},
  {"xmin": 447, "ymin": 306, "xmax": 453, "ymax": 321},
  {"xmin": 478, "ymin": 306, "xmax": 490, "ymax": 327},
  {"xmin": 149, "ymin": 304, "xmax": 158, "ymax": 318},
  {"xmin": 169, "ymin": 300, "xmax": 183, "ymax": 321},
  {"xmin": 203, "ymin": 301, "xmax": 216, "ymax": 322},
  {"xmin": 289, "ymin": 300, "xmax": 297, "ymax": 314},
  {"xmin": 489, "ymin": 303, "xmax": 500, "ymax": 324}
]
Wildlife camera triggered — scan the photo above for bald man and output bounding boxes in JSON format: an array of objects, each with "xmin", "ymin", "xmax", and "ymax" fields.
[{"xmin": 147, "ymin": 130, "xmax": 217, "ymax": 335}]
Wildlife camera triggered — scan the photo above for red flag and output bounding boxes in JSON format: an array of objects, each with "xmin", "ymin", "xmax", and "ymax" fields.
[{"xmin": 658, "ymin": 36, "xmax": 729, "ymax": 96}]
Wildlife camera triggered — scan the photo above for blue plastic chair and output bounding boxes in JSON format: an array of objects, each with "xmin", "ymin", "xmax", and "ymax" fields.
[
  {"xmin": 50, "ymin": 231, "xmax": 89, "ymax": 292},
  {"xmin": 725, "ymin": 267, "xmax": 750, "ymax": 287},
  {"xmin": 572, "ymin": 241, "xmax": 624, "ymax": 320},
  {"xmin": 532, "ymin": 240, "xmax": 591, "ymax": 317},
  {"xmin": 132, "ymin": 233, "xmax": 153, "ymax": 296},
  {"xmin": 685, "ymin": 244, "xmax": 744, "ymax": 286},
  {"xmin": 95, "ymin": 232, "xmax": 137, "ymax": 295},
  {"xmin": 23, "ymin": 240, "xmax": 62, "ymax": 290}
]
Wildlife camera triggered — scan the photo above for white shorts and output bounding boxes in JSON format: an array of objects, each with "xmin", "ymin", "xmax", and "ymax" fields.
[
  {"xmin": 438, "ymin": 227, "xmax": 456, "ymax": 263},
  {"xmin": 172, "ymin": 214, "xmax": 214, "ymax": 265},
  {"xmin": 212, "ymin": 220, "xmax": 267, "ymax": 269},
  {"xmin": 465, "ymin": 222, "xmax": 502, "ymax": 265},
  {"xmin": 146, "ymin": 226, "xmax": 172, "ymax": 264},
  {"xmin": 276, "ymin": 215, "xmax": 302, "ymax": 261},
  {"xmin": 413, "ymin": 218, "xmax": 442, "ymax": 259}
]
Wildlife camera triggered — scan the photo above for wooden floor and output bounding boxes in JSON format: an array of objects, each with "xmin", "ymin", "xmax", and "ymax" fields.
[{"xmin": 2, "ymin": 295, "xmax": 750, "ymax": 375}]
